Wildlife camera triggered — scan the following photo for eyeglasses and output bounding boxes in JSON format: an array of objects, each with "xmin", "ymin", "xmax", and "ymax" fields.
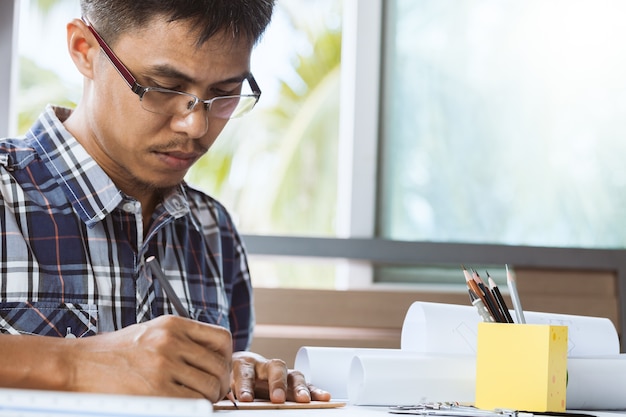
[{"xmin": 81, "ymin": 16, "xmax": 261, "ymax": 120}]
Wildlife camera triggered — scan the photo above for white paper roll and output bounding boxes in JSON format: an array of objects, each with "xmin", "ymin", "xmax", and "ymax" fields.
[
  {"xmin": 566, "ymin": 355, "xmax": 626, "ymax": 410},
  {"xmin": 295, "ymin": 347, "xmax": 400, "ymax": 399},
  {"xmin": 348, "ymin": 352, "xmax": 476, "ymax": 406},
  {"xmin": 401, "ymin": 302, "xmax": 620, "ymax": 357}
]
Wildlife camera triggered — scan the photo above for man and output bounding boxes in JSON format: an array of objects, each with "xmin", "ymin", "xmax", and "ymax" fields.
[{"xmin": 0, "ymin": 0, "xmax": 330, "ymax": 405}]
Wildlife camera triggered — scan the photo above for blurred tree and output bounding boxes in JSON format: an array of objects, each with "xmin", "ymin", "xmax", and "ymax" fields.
[
  {"xmin": 187, "ymin": 1, "xmax": 342, "ymax": 236},
  {"xmin": 18, "ymin": 56, "xmax": 77, "ymax": 134}
]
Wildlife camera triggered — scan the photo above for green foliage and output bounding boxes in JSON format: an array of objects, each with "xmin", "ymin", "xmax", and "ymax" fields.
[
  {"xmin": 17, "ymin": 56, "xmax": 77, "ymax": 135},
  {"xmin": 188, "ymin": 7, "xmax": 342, "ymax": 237},
  {"xmin": 32, "ymin": 0, "xmax": 62, "ymax": 15}
]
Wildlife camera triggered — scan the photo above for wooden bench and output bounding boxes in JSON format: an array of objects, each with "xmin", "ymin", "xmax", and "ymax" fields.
[{"xmin": 249, "ymin": 269, "xmax": 620, "ymax": 367}]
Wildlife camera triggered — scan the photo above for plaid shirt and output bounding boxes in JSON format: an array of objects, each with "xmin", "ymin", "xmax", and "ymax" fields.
[{"xmin": 0, "ymin": 106, "xmax": 254, "ymax": 351}]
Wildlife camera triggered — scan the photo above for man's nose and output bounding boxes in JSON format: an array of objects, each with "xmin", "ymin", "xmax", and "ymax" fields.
[{"xmin": 172, "ymin": 107, "xmax": 209, "ymax": 138}]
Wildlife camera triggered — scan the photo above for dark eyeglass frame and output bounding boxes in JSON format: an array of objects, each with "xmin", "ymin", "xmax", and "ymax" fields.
[{"xmin": 81, "ymin": 16, "xmax": 261, "ymax": 119}]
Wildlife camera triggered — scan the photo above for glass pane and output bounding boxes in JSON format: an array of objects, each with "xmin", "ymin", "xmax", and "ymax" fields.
[
  {"xmin": 380, "ymin": 0, "xmax": 626, "ymax": 249},
  {"xmin": 249, "ymin": 257, "xmax": 336, "ymax": 289}
]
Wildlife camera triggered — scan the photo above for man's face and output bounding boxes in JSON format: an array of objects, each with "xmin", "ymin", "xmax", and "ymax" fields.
[{"xmin": 85, "ymin": 18, "xmax": 253, "ymax": 194}]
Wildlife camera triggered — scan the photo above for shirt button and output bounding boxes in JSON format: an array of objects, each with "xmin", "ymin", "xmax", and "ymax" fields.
[{"xmin": 122, "ymin": 202, "xmax": 137, "ymax": 213}]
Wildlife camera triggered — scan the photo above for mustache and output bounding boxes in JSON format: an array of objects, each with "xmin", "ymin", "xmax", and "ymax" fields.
[{"xmin": 151, "ymin": 138, "xmax": 209, "ymax": 154}]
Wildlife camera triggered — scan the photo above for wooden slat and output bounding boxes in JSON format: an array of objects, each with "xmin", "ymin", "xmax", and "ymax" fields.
[
  {"xmin": 252, "ymin": 288, "xmax": 469, "ymax": 329},
  {"xmin": 514, "ymin": 268, "xmax": 617, "ymax": 296},
  {"xmin": 513, "ymin": 268, "xmax": 619, "ymax": 330}
]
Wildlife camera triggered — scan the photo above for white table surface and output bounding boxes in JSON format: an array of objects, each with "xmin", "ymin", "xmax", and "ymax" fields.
[{"xmin": 214, "ymin": 405, "xmax": 626, "ymax": 417}]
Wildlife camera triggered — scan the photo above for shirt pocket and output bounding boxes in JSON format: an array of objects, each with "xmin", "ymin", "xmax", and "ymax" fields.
[{"xmin": 0, "ymin": 302, "xmax": 98, "ymax": 338}]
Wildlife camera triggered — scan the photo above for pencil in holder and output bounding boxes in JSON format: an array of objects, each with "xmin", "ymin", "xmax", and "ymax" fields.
[{"xmin": 475, "ymin": 322, "xmax": 568, "ymax": 412}]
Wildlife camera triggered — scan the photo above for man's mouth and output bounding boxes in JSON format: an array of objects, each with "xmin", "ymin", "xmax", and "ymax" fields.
[{"xmin": 154, "ymin": 150, "xmax": 202, "ymax": 171}]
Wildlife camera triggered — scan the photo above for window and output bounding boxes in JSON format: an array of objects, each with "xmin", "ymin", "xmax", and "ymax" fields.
[
  {"xmin": 379, "ymin": 0, "xmax": 626, "ymax": 249},
  {"xmin": 7, "ymin": 1, "xmax": 626, "ymax": 292}
]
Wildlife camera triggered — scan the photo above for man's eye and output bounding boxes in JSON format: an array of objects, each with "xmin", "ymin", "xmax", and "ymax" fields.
[
  {"xmin": 213, "ymin": 88, "xmax": 239, "ymax": 96},
  {"xmin": 156, "ymin": 84, "xmax": 182, "ymax": 91},
  {"xmin": 147, "ymin": 79, "xmax": 183, "ymax": 91}
]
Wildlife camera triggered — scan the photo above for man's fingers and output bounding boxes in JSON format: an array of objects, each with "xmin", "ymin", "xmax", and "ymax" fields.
[
  {"xmin": 285, "ymin": 370, "xmax": 311, "ymax": 403},
  {"xmin": 265, "ymin": 359, "xmax": 288, "ymax": 403},
  {"xmin": 230, "ymin": 353, "xmax": 329, "ymax": 404},
  {"xmin": 232, "ymin": 357, "xmax": 257, "ymax": 402},
  {"xmin": 146, "ymin": 317, "xmax": 232, "ymax": 401},
  {"xmin": 172, "ymin": 364, "xmax": 225, "ymax": 403},
  {"xmin": 309, "ymin": 384, "xmax": 332, "ymax": 401}
]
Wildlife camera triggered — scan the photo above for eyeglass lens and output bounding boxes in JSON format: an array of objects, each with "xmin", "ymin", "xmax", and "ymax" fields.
[{"xmin": 140, "ymin": 89, "xmax": 257, "ymax": 120}]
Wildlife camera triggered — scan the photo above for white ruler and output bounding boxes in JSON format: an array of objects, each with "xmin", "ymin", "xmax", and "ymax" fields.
[{"xmin": 0, "ymin": 388, "xmax": 212, "ymax": 417}]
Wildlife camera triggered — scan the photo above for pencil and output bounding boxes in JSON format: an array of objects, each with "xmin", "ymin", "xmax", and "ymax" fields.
[
  {"xmin": 468, "ymin": 288, "xmax": 494, "ymax": 322},
  {"xmin": 226, "ymin": 391, "xmax": 238, "ymax": 409},
  {"xmin": 505, "ymin": 264, "xmax": 526, "ymax": 324},
  {"xmin": 472, "ymin": 269, "xmax": 504, "ymax": 323},
  {"xmin": 487, "ymin": 274, "xmax": 514, "ymax": 323},
  {"xmin": 462, "ymin": 266, "xmax": 495, "ymax": 322},
  {"xmin": 146, "ymin": 256, "xmax": 190, "ymax": 318}
]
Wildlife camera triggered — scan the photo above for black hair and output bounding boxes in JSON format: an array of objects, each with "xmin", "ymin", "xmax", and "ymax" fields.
[{"xmin": 80, "ymin": 0, "xmax": 275, "ymax": 47}]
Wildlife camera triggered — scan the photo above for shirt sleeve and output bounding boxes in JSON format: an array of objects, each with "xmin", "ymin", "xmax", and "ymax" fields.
[{"xmin": 216, "ymin": 203, "xmax": 255, "ymax": 352}]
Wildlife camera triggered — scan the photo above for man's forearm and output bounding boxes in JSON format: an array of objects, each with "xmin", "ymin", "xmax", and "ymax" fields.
[{"xmin": 0, "ymin": 334, "xmax": 72, "ymax": 390}]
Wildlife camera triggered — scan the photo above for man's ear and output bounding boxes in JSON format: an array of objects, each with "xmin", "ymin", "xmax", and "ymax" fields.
[{"xmin": 66, "ymin": 18, "xmax": 99, "ymax": 79}]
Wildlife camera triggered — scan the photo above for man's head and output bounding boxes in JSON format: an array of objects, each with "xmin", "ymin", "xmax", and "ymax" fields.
[
  {"xmin": 65, "ymin": 1, "xmax": 275, "ymax": 208},
  {"xmin": 80, "ymin": 0, "xmax": 275, "ymax": 48}
]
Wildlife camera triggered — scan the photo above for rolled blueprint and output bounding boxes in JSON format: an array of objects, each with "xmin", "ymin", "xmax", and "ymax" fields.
[
  {"xmin": 348, "ymin": 351, "xmax": 476, "ymax": 406},
  {"xmin": 400, "ymin": 302, "xmax": 620, "ymax": 357},
  {"xmin": 566, "ymin": 355, "xmax": 626, "ymax": 410},
  {"xmin": 294, "ymin": 347, "xmax": 390, "ymax": 399},
  {"xmin": 296, "ymin": 346, "xmax": 474, "ymax": 404}
]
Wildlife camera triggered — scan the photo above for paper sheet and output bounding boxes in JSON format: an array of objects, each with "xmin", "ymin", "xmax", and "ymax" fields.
[{"xmin": 295, "ymin": 302, "xmax": 624, "ymax": 409}]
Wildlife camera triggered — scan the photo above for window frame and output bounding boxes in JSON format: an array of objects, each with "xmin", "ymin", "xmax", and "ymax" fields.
[{"xmin": 0, "ymin": 0, "xmax": 19, "ymax": 137}]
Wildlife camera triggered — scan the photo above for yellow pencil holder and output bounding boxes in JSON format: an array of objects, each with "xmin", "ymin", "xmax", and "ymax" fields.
[{"xmin": 475, "ymin": 323, "xmax": 568, "ymax": 412}]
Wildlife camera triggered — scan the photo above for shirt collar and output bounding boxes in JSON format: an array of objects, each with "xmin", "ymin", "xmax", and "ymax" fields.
[
  {"xmin": 28, "ymin": 105, "xmax": 125, "ymax": 228},
  {"xmin": 28, "ymin": 105, "xmax": 192, "ymax": 227}
]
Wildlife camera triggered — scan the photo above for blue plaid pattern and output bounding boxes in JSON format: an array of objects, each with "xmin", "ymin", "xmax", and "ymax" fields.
[{"xmin": 0, "ymin": 106, "xmax": 254, "ymax": 351}]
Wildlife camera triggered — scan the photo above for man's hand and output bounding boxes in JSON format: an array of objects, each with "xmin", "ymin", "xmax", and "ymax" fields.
[
  {"xmin": 231, "ymin": 351, "xmax": 331, "ymax": 403},
  {"xmin": 67, "ymin": 315, "xmax": 232, "ymax": 402}
]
